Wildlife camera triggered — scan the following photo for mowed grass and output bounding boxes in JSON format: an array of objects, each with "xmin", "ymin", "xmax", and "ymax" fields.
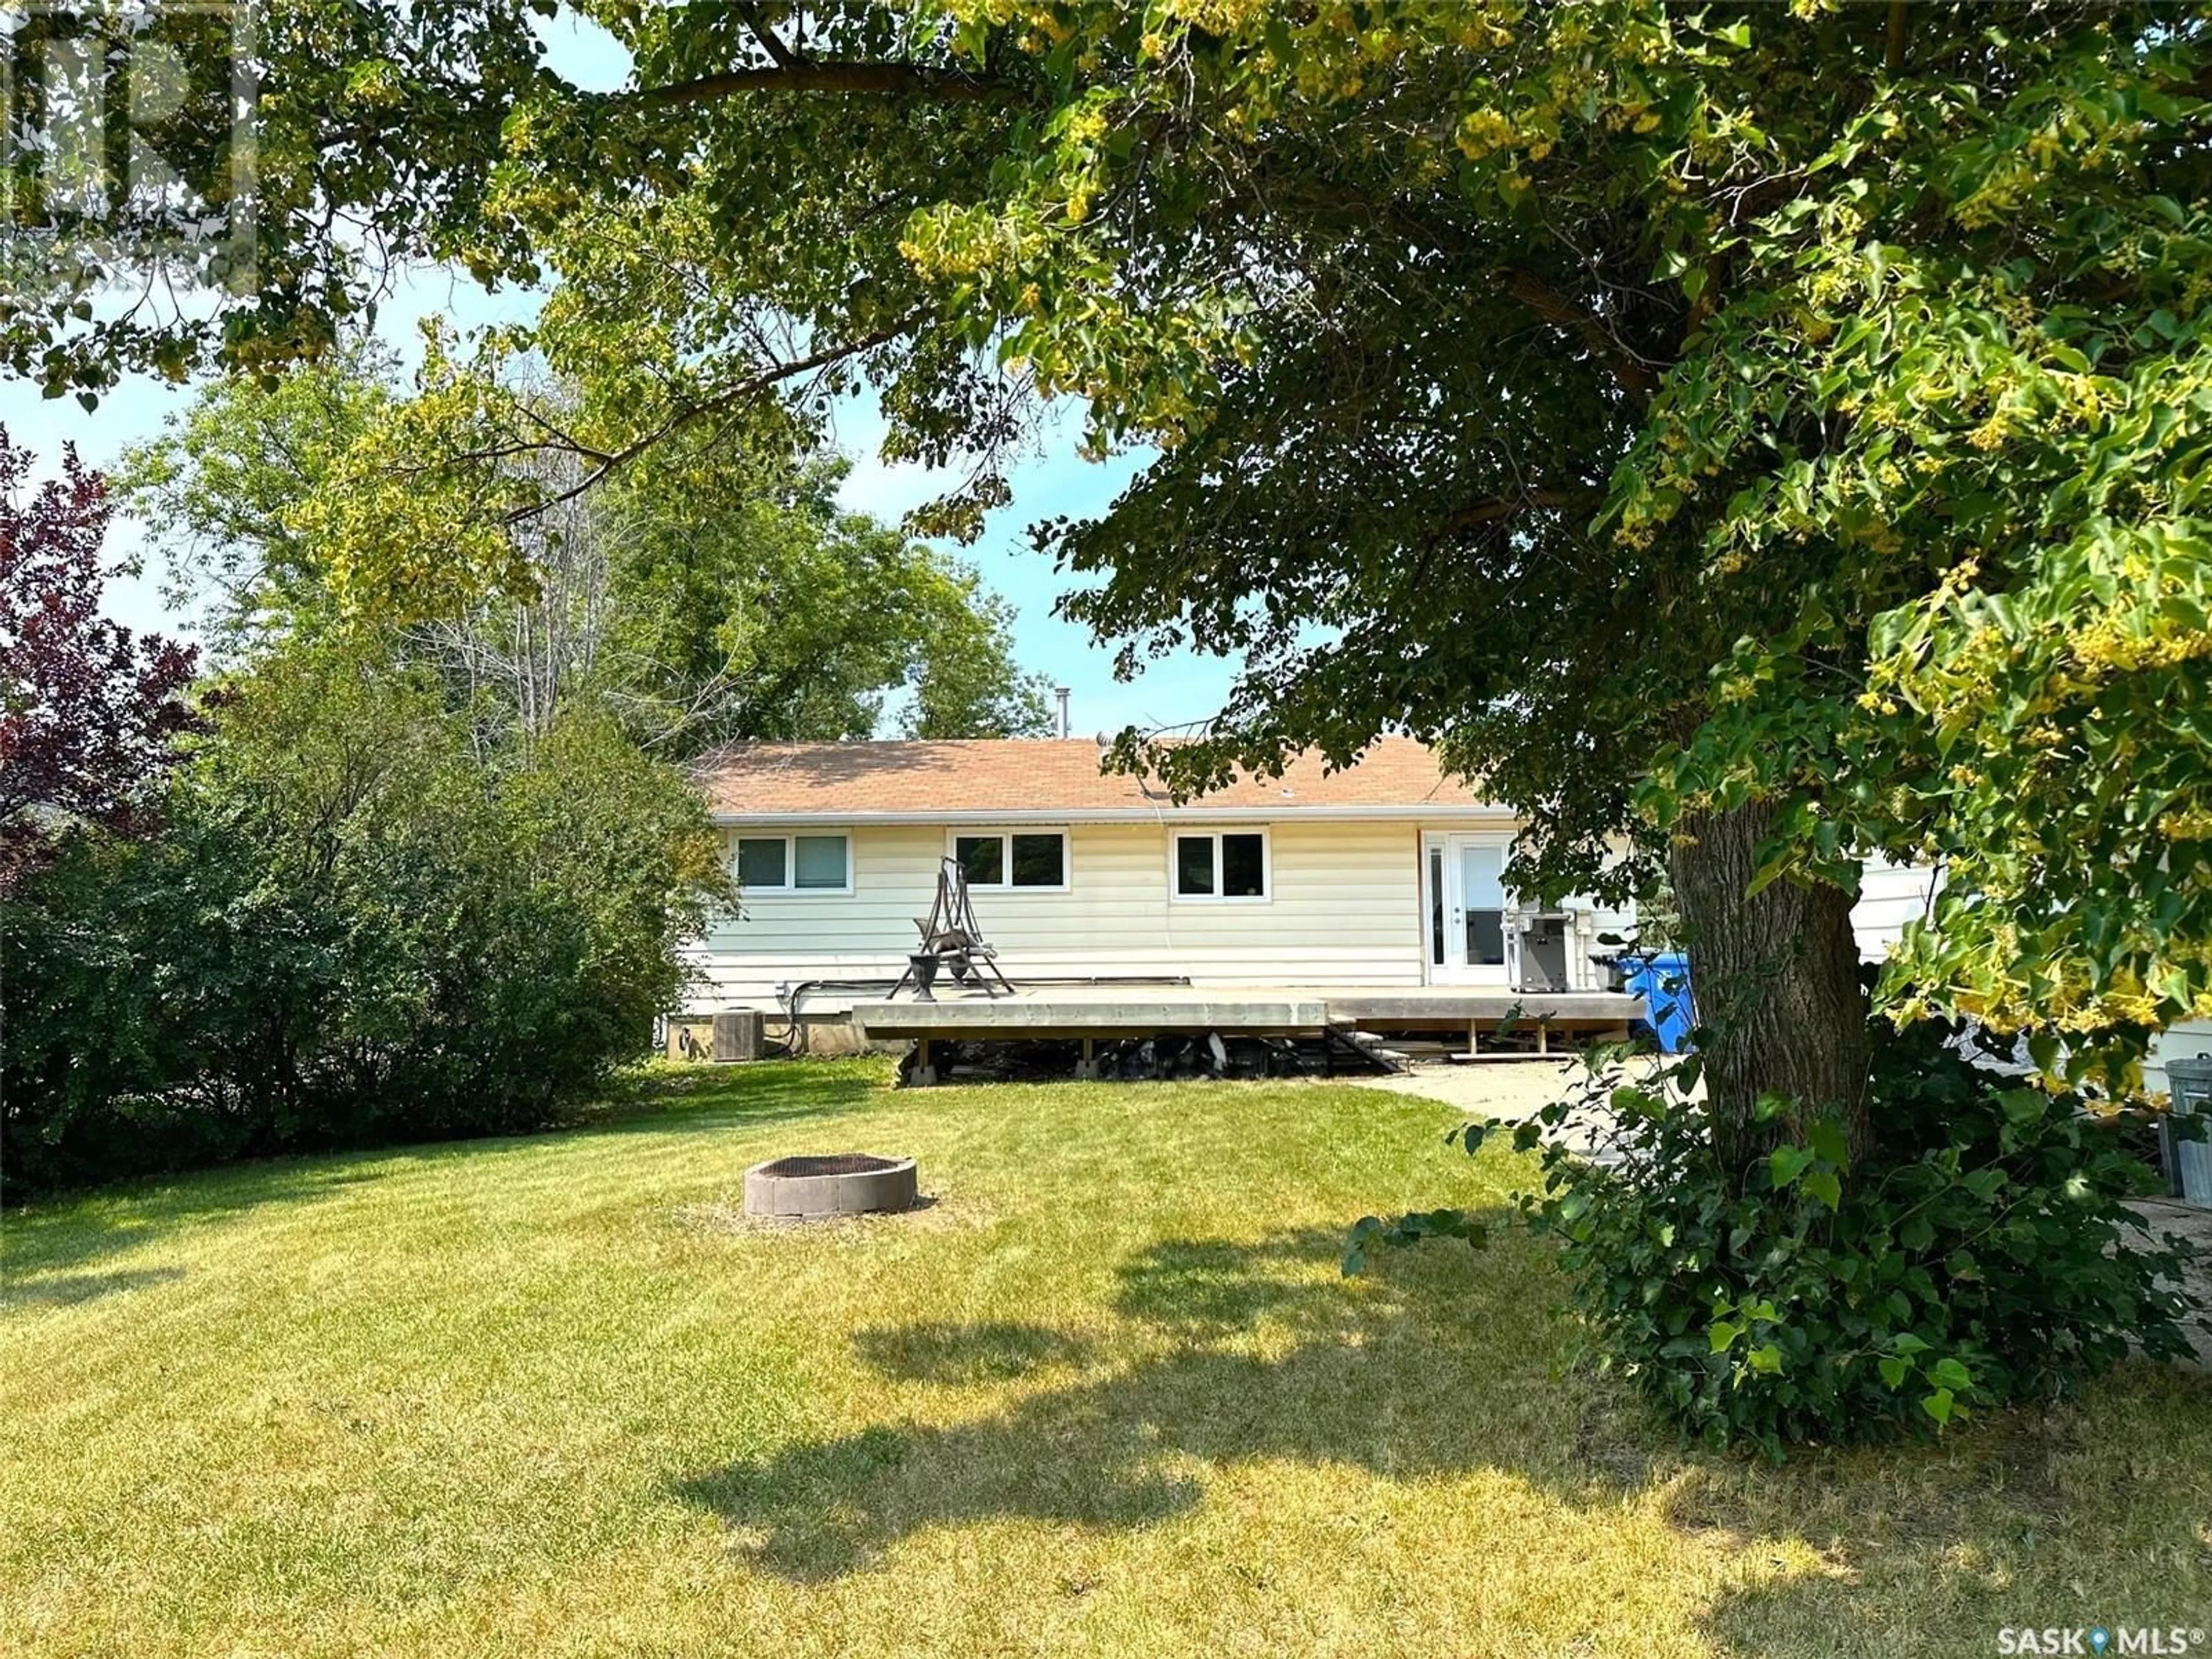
[{"xmin": 4, "ymin": 1062, "xmax": 2210, "ymax": 1658}]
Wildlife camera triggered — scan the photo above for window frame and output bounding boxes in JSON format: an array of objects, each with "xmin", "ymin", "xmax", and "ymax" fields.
[
  {"xmin": 946, "ymin": 828, "xmax": 1072, "ymax": 893},
  {"xmin": 1168, "ymin": 827, "xmax": 1273, "ymax": 905},
  {"xmin": 732, "ymin": 831, "xmax": 854, "ymax": 896}
]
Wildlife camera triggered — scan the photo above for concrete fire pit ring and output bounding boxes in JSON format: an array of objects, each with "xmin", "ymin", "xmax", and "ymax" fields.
[{"xmin": 743, "ymin": 1154, "xmax": 919, "ymax": 1219}]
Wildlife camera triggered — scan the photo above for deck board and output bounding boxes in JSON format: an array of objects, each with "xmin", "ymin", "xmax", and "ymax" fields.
[{"xmin": 851, "ymin": 985, "xmax": 1643, "ymax": 1041}]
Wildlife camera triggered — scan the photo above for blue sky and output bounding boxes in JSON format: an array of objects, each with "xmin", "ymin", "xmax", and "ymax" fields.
[{"xmin": 0, "ymin": 10, "xmax": 1242, "ymax": 737}]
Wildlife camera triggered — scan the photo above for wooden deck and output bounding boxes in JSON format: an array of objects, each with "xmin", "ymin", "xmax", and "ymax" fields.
[{"xmin": 852, "ymin": 984, "xmax": 1644, "ymax": 1044}]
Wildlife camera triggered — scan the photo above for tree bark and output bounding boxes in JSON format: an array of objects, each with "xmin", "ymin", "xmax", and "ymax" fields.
[{"xmin": 1666, "ymin": 800, "xmax": 1871, "ymax": 1180}]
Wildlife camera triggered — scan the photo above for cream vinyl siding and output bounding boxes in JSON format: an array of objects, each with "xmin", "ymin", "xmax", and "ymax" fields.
[
  {"xmin": 685, "ymin": 817, "xmax": 1446, "ymax": 1006},
  {"xmin": 2149, "ymin": 1019, "xmax": 2212, "ymax": 1097},
  {"xmin": 1852, "ymin": 856, "xmax": 1941, "ymax": 961}
]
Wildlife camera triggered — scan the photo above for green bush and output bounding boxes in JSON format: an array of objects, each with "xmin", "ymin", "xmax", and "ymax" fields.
[
  {"xmin": 1, "ymin": 647, "xmax": 730, "ymax": 1199},
  {"xmin": 1349, "ymin": 1018, "xmax": 2202, "ymax": 1457}
]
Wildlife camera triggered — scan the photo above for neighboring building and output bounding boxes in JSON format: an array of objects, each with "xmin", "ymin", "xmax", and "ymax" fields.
[
  {"xmin": 1851, "ymin": 856, "xmax": 1940, "ymax": 963},
  {"xmin": 683, "ymin": 737, "xmax": 1635, "ymax": 1024},
  {"xmin": 1846, "ymin": 859, "xmax": 2212, "ymax": 1097}
]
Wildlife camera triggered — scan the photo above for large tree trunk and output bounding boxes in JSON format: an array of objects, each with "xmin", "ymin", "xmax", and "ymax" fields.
[{"xmin": 1666, "ymin": 801, "xmax": 1871, "ymax": 1180}]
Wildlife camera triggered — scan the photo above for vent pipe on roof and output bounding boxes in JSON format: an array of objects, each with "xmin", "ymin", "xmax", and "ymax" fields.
[{"xmin": 1055, "ymin": 686, "xmax": 1071, "ymax": 739}]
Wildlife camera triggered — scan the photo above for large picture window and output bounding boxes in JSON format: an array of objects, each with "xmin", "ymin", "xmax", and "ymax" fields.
[
  {"xmin": 953, "ymin": 830, "xmax": 1069, "ymax": 891},
  {"xmin": 1171, "ymin": 830, "xmax": 1269, "ymax": 902},
  {"xmin": 734, "ymin": 833, "xmax": 851, "ymax": 893}
]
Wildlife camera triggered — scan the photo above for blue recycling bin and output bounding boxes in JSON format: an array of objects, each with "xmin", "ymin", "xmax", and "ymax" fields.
[{"xmin": 1621, "ymin": 952, "xmax": 1697, "ymax": 1053}]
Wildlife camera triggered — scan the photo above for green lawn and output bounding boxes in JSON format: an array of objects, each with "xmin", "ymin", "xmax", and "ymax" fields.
[{"xmin": 4, "ymin": 1062, "xmax": 2209, "ymax": 1658}]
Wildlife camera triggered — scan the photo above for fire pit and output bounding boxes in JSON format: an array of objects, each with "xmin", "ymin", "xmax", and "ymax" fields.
[{"xmin": 743, "ymin": 1154, "xmax": 919, "ymax": 1219}]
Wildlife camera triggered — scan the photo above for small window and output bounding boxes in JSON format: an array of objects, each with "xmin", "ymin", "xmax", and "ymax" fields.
[
  {"xmin": 737, "ymin": 837, "xmax": 787, "ymax": 889},
  {"xmin": 955, "ymin": 834, "xmax": 1005, "ymax": 886},
  {"xmin": 1172, "ymin": 830, "xmax": 1270, "ymax": 902},
  {"xmin": 793, "ymin": 835, "xmax": 849, "ymax": 890},
  {"xmin": 1010, "ymin": 834, "xmax": 1065, "ymax": 888},
  {"xmin": 1175, "ymin": 835, "xmax": 1215, "ymax": 896},
  {"xmin": 734, "ymin": 833, "xmax": 849, "ymax": 893},
  {"xmin": 952, "ymin": 831, "xmax": 1067, "ymax": 890},
  {"xmin": 1221, "ymin": 834, "xmax": 1266, "ymax": 898}
]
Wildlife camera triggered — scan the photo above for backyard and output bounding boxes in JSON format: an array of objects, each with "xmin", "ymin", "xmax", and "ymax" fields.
[{"xmin": 4, "ymin": 1061, "xmax": 2209, "ymax": 1659}]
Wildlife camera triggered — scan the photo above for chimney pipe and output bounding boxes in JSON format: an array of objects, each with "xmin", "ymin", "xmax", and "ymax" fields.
[{"xmin": 1054, "ymin": 686, "xmax": 1071, "ymax": 740}]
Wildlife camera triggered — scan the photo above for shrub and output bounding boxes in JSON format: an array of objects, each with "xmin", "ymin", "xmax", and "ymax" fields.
[
  {"xmin": 1347, "ymin": 1017, "xmax": 2202, "ymax": 1457},
  {"xmin": 0, "ymin": 647, "xmax": 730, "ymax": 1199}
]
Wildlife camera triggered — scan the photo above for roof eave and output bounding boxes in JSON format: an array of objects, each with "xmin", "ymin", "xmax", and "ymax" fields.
[{"xmin": 706, "ymin": 804, "xmax": 1511, "ymax": 827}]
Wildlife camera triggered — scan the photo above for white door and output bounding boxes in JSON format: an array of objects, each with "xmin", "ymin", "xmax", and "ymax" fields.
[{"xmin": 1425, "ymin": 833, "xmax": 1514, "ymax": 984}]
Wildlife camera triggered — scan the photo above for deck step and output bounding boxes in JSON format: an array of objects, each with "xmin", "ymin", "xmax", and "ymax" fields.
[{"xmin": 1326, "ymin": 1028, "xmax": 1409, "ymax": 1074}]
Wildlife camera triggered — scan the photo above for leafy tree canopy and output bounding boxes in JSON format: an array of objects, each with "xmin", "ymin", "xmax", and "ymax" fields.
[
  {"xmin": 116, "ymin": 351, "xmax": 1054, "ymax": 747},
  {"xmin": 0, "ymin": 431, "xmax": 198, "ymax": 888},
  {"xmin": 12, "ymin": 2, "xmax": 2212, "ymax": 1114}
]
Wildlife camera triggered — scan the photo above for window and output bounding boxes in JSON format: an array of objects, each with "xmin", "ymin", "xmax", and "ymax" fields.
[
  {"xmin": 1460, "ymin": 842, "xmax": 1508, "ymax": 965},
  {"xmin": 737, "ymin": 837, "xmax": 787, "ymax": 890},
  {"xmin": 734, "ymin": 833, "xmax": 850, "ymax": 893},
  {"xmin": 1429, "ymin": 846, "xmax": 1446, "ymax": 967},
  {"xmin": 793, "ymin": 835, "xmax": 849, "ymax": 890},
  {"xmin": 952, "ymin": 830, "xmax": 1068, "ymax": 890},
  {"xmin": 1172, "ymin": 830, "xmax": 1269, "ymax": 902}
]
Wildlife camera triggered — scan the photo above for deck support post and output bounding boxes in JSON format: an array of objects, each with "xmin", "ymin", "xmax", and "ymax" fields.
[
  {"xmin": 911, "ymin": 1036, "xmax": 938, "ymax": 1088},
  {"xmin": 1077, "ymin": 1037, "xmax": 1099, "ymax": 1082},
  {"xmin": 1467, "ymin": 1021, "xmax": 1480, "ymax": 1058}
]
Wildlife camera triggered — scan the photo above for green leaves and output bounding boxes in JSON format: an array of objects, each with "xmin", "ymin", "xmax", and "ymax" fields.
[
  {"xmin": 2, "ymin": 634, "xmax": 734, "ymax": 1196},
  {"xmin": 1342, "ymin": 1209, "xmax": 1489, "ymax": 1277},
  {"xmin": 1491, "ymin": 1013, "xmax": 2191, "ymax": 1454},
  {"xmin": 1768, "ymin": 1120, "xmax": 1846, "ymax": 1210}
]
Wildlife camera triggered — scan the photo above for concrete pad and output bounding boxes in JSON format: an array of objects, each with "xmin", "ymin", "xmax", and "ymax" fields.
[
  {"xmin": 1359, "ymin": 1057, "xmax": 1630, "ymax": 1157},
  {"xmin": 2126, "ymin": 1198, "xmax": 2212, "ymax": 1370}
]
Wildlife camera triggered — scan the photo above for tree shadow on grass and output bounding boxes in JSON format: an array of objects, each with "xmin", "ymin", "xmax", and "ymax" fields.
[
  {"xmin": 669, "ymin": 1217, "xmax": 2212, "ymax": 1644},
  {"xmin": 666, "ymin": 1216, "xmax": 1636, "ymax": 1581},
  {"xmin": 852, "ymin": 1321, "xmax": 1100, "ymax": 1385},
  {"xmin": 0, "ymin": 1263, "xmax": 185, "ymax": 1310}
]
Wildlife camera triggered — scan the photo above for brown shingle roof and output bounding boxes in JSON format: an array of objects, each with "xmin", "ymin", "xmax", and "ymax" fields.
[{"xmin": 691, "ymin": 738, "xmax": 1494, "ymax": 820}]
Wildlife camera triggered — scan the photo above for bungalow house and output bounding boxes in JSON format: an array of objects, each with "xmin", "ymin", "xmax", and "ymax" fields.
[
  {"xmin": 679, "ymin": 737, "xmax": 1643, "ymax": 1058},
  {"xmin": 682, "ymin": 737, "xmax": 2211, "ymax": 1090}
]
